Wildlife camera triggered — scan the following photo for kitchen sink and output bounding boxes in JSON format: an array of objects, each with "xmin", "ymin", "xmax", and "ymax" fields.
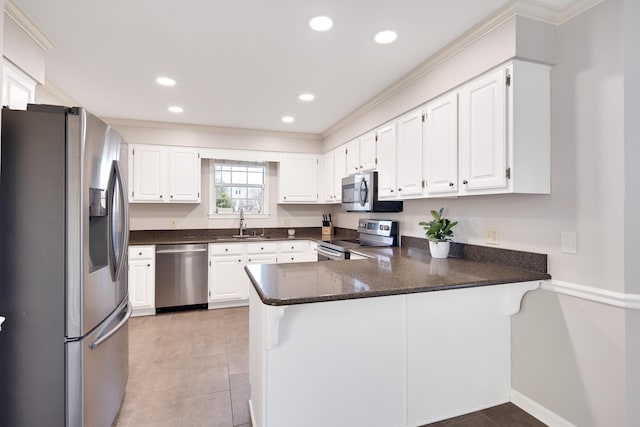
[{"xmin": 224, "ymin": 235, "xmax": 272, "ymax": 240}]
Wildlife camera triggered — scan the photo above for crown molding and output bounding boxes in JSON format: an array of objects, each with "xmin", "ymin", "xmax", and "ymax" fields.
[
  {"xmin": 4, "ymin": 0, "xmax": 55, "ymax": 50},
  {"xmin": 103, "ymin": 117, "xmax": 322, "ymax": 141},
  {"xmin": 321, "ymin": 0, "xmax": 605, "ymax": 139}
]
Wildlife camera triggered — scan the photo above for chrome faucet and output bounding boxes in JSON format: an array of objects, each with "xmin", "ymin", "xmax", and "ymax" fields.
[{"xmin": 239, "ymin": 208, "xmax": 245, "ymax": 236}]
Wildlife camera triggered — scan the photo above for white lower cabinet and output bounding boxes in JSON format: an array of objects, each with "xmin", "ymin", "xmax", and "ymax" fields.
[
  {"xmin": 128, "ymin": 246, "xmax": 155, "ymax": 317},
  {"xmin": 208, "ymin": 243, "xmax": 246, "ymax": 303},
  {"xmin": 209, "ymin": 240, "xmax": 314, "ymax": 308}
]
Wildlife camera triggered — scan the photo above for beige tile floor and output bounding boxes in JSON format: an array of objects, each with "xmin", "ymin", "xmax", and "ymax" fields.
[{"xmin": 113, "ymin": 307, "xmax": 252, "ymax": 427}]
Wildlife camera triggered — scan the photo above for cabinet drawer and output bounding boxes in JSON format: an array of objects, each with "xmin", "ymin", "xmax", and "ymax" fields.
[
  {"xmin": 247, "ymin": 242, "xmax": 277, "ymax": 254},
  {"xmin": 129, "ymin": 245, "xmax": 155, "ymax": 260},
  {"xmin": 209, "ymin": 243, "xmax": 243, "ymax": 256},
  {"xmin": 278, "ymin": 240, "xmax": 308, "ymax": 253}
]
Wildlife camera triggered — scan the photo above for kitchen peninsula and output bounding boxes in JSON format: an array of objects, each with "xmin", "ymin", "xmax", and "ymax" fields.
[{"xmin": 245, "ymin": 245, "xmax": 550, "ymax": 427}]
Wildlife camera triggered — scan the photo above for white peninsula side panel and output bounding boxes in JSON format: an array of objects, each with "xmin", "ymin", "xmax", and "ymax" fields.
[{"xmin": 249, "ymin": 281, "xmax": 540, "ymax": 427}]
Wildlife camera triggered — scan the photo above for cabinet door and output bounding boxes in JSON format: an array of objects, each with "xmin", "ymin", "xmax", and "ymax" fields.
[
  {"xmin": 396, "ymin": 109, "xmax": 424, "ymax": 197},
  {"xmin": 130, "ymin": 145, "xmax": 167, "ymax": 202},
  {"xmin": 169, "ymin": 147, "xmax": 201, "ymax": 202},
  {"xmin": 209, "ymin": 256, "xmax": 246, "ymax": 301},
  {"xmin": 359, "ymin": 131, "xmax": 377, "ymax": 172},
  {"xmin": 376, "ymin": 123, "xmax": 397, "ymax": 199},
  {"xmin": 333, "ymin": 146, "xmax": 347, "ymax": 202},
  {"xmin": 2, "ymin": 61, "xmax": 36, "ymax": 110},
  {"xmin": 323, "ymin": 151, "xmax": 336, "ymax": 202},
  {"xmin": 128, "ymin": 260, "xmax": 155, "ymax": 311},
  {"xmin": 458, "ymin": 67, "xmax": 507, "ymax": 193},
  {"xmin": 424, "ymin": 92, "xmax": 458, "ymax": 195},
  {"xmin": 279, "ymin": 155, "xmax": 318, "ymax": 202},
  {"xmin": 345, "ymin": 139, "xmax": 360, "ymax": 176}
]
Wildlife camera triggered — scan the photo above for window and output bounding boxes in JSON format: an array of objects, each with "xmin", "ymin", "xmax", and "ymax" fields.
[{"xmin": 210, "ymin": 160, "xmax": 267, "ymax": 215}]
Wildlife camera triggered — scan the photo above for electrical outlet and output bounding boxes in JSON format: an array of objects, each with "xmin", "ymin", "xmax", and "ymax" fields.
[
  {"xmin": 485, "ymin": 228, "xmax": 500, "ymax": 245},
  {"xmin": 283, "ymin": 218, "xmax": 291, "ymax": 226},
  {"xmin": 561, "ymin": 231, "xmax": 577, "ymax": 254},
  {"xmin": 170, "ymin": 219, "xmax": 177, "ymax": 229}
]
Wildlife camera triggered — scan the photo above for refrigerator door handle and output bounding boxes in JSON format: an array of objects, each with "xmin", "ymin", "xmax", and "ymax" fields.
[
  {"xmin": 90, "ymin": 299, "xmax": 131, "ymax": 350},
  {"xmin": 108, "ymin": 160, "xmax": 129, "ymax": 282}
]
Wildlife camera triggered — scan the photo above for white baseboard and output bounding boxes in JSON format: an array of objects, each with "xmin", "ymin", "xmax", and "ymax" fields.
[
  {"xmin": 511, "ymin": 389, "xmax": 575, "ymax": 427},
  {"xmin": 207, "ymin": 299, "xmax": 249, "ymax": 310},
  {"xmin": 131, "ymin": 307, "xmax": 155, "ymax": 317}
]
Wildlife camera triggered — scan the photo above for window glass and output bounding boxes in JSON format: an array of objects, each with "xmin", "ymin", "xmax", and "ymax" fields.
[{"xmin": 211, "ymin": 160, "xmax": 266, "ymax": 214}]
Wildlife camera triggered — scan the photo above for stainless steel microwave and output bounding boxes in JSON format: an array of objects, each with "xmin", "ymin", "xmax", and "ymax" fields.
[{"xmin": 341, "ymin": 172, "xmax": 403, "ymax": 212}]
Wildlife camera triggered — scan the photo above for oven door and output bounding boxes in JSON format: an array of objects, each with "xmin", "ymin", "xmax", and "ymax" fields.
[{"xmin": 317, "ymin": 245, "xmax": 349, "ymax": 261}]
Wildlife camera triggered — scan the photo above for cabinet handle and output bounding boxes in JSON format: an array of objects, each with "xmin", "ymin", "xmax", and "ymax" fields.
[
  {"xmin": 449, "ymin": 182, "xmax": 454, "ymax": 187},
  {"xmin": 463, "ymin": 180, "xmax": 468, "ymax": 185}
]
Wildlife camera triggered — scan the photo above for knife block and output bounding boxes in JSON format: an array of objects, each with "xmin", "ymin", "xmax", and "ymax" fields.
[{"xmin": 322, "ymin": 223, "xmax": 334, "ymax": 236}]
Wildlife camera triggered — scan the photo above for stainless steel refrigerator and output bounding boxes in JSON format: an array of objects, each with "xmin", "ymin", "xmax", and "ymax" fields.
[{"xmin": 0, "ymin": 105, "xmax": 131, "ymax": 426}]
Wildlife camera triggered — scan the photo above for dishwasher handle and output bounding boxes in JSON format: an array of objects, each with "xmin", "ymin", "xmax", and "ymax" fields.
[{"xmin": 156, "ymin": 248, "xmax": 207, "ymax": 254}]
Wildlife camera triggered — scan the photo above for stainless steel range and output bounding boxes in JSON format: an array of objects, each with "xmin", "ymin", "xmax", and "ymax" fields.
[{"xmin": 317, "ymin": 219, "xmax": 399, "ymax": 261}]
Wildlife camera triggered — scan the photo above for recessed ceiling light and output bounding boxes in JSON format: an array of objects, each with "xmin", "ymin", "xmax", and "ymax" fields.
[
  {"xmin": 374, "ymin": 30, "xmax": 397, "ymax": 44},
  {"xmin": 299, "ymin": 93, "xmax": 315, "ymax": 102},
  {"xmin": 281, "ymin": 116, "xmax": 295, "ymax": 123},
  {"xmin": 168, "ymin": 106, "xmax": 183, "ymax": 113},
  {"xmin": 156, "ymin": 77, "xmax": 176, "ymax": 86},
  {"xmin": 309, "ymin": 16, "xmax": 333, "ymax": 32}
]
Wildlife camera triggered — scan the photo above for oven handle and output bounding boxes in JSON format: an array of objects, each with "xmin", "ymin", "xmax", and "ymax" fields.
[{"xmin": 317, "ymin": 246, "xmax": 346, "ymax": 261}]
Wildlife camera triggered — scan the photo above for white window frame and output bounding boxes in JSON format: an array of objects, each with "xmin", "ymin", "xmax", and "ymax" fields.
[{"xmin": 208, "ymin": 159, "xmax": 270, "ymax": 218}]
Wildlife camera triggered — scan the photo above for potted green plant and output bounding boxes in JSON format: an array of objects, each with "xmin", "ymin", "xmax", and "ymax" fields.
[{"xmin": 419, "ymin": 208, "xmax": 458, "ymax": 258}]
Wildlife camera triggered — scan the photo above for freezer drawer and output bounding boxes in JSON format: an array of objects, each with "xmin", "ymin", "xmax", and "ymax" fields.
[
  {"xmin": 155, "ymin": 244, "xmax": 208, "ymax": 309},
  {"xmin": 67, "ymin": 298, "xmax": 131, "ymax": 427}
]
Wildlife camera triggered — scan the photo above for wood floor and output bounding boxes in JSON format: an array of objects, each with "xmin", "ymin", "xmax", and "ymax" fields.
[{"xmin": 114, "ymin": 307, "xmax": 545, "ymax": 427}]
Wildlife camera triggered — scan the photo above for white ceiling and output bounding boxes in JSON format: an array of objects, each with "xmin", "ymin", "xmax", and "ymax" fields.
[{"xmin": 12, "ymin": 0, "xmax": 532, "ymax": 134}]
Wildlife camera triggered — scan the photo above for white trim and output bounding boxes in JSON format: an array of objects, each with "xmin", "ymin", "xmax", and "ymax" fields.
[
  {"xmin": 511, "ymin": 389, "xmax": 576, "ymax": 427},
  {"xmin": 4, "ymin": 1, "xmax": 55, "ymax": 50},
  {"xmin": 41, "ymin": 79, "xmax": 81, "ymax": 107},
  {"xmin": 541, "ymin": 279, "xmax": 640, "ymax": 310},
  {"xmin": 130, "ymin": 308, "xmax": 155, "ymax": 317},
  {"xmin": 207, "ymin": 300, "xmax": 249, "ymax": 310},
  {"xmin": 321, "ymin": 0, "xmax": 605, "ymax": 140}
]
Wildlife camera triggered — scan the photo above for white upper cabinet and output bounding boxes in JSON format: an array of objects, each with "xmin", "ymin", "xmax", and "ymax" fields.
[
  {"xmin": 333, "ymin": 146, "xmax": 346, "ymax": 202},
  {"xmin": 458, "ymin": 66, "xmax": 507, "ymax": 192},
  {"xmin": 345, "ymin": 132, "xmax": 377, "ymax": 176},
  {"xmin": 169, "ymin": 147, "xmax": 201, "ymax": 202},
  {"xmin": 359, "ymin": 131, "xmax": 377, "ymax": 172},
  {"xmin": 2, "ymin": 61, "xmax": 36, "ymax": 110},
  {"xmin": 458, "ymin": 60, "xmax": 550, "ymax": 195},
  {"xmin": 322, "ymin": 147, "xmax": 344, "ymax": 203},
  {"xmin": 396, "ymin": 108, "xmax": 424, "ymax": 197},
  {"xmin": 278, "ymin": 154, "xmax": 318, "ymax": 203},
  {"xmin": 129, "ymin": 144, "xmax": 201, "ymax": 203},
  {"xmin": 345, "ymin": 138, "xmax": 360, "ymax": 176},
  {"xmin": 376, "ymin": 123, "xmax": 398, "ymax": 199},
  {"xmin": 423, "ymin": 91, "xmax": 458, "ymax": 195}
]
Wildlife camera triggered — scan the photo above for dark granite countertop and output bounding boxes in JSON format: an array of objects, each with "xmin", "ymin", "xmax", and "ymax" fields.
[
  {"xmin": 245, "ymin": 246, "xmax": 551, "ymax": 306},
  {"xmin": 129, "ymin": 227, "xmax": 357, "ymax": 246}
]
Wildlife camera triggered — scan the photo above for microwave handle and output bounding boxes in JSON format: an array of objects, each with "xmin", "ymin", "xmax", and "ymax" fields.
[{"xmin": 359, "ymin": 177, "xmax": 368, "ymax": 207}]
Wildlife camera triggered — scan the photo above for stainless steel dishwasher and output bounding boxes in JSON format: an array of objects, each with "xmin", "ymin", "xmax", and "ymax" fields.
[{"xmin": 155, "ymin": 244, "xmax": 208, "ymax": 311}]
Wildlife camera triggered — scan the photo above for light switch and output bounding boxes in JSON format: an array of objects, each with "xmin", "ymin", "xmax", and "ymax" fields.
[{"xmin": 561, "ymin": 231, "xmax": 577, "ymax": 254}]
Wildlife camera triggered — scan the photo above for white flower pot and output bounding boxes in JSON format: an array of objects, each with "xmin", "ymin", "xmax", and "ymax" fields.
[{"xmin": 429, "ymin": 241, "xmax": 450, "ymax": 259}]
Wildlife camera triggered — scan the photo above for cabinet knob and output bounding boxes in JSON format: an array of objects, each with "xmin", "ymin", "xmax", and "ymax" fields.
[
  {"xmin": 138, "ymin": 252, "xmax": 142, "ymax": 256},
  {"xmin": 160, "ymin": 195, "xmax": 163, "ymax": 198},
  {"xmin": 170, "ymin": 195, "xmax": 174, "ymax": 198},
  {"xmin": 462, "ymin": 180, "xmax": 468, "ymax": 185},
  {"xmin": 248, "ymin": 258, "xmax": 252, "ymax": 262},
  {"xmin": 291, "ymin": 246, "xmax": 294, "ymax": 249},
  {"xmin": 147, "ymin": 264, "xmax": 150, "ymax": 267},
  {"xmin": 449, "ymin": 182, "xmax": 454, "ymax": 187},
  {"xmin": 284, "ymin": 196, "xmax": 287, "ymax": 200},
  {"xmin": 390, "ymin": 189, "xmax": 394, "ymax": 193},
  {"xmin": 291, "ymin": 257, "xmax": 294, "ymax": 261},
  {"xmin": 261, "ymin": 247, "xmax": 264, "ymax": 250},
  {"xmin": 225, "ymin": 248, "xmax": 228, "ymax": 252},
  {"xmin": 238, "ymin": 259, "xmax": 242, "ymax": 262},
  {"xmin": 398, "ymin": 188, "xmax": 402, "ymax": 191}
]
